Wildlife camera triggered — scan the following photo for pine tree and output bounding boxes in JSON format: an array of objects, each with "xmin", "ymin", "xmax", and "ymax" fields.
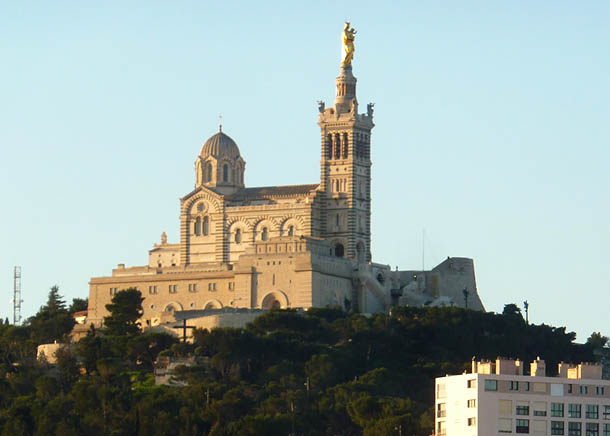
[
  {"xmin": 27, "ymin": 285, "xmax": 74, "ymax": 344},
  {"xmin": 104, "ymin": 288, "xmax": 144, "ymax": 336},
  {"xmin": 46, "ymin": 285, "xmax": 66, "ymax": 313}
]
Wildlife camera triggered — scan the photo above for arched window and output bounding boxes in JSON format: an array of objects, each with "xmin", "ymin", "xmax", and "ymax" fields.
[
  {"xmin": 336, "ymin": 214, "xmax": 340, "ymax": 226},
  {"xmin": 343, "ymin": 133, "xmax": 348, "ymax": 158},
  {"xmin": 235, "ymin": 228, "xmax": 241, "ymax": 244},
  {"xmin": 223, "ymin": 164, "xmax": 228, "ymax": 182},
  {"xmin": 206, "ymin": 163, "xmax": 212, "ymax": 182},
  {"xmin": 288, "ymin": 225, "xmax": 294, "ymax": 236},
  {"xmin": 203, "ymin": 216, "xmax": 209, "ymax": 236},
  {"xmin": 334, "ymin": 133, "xmax": 341, "ymax": 159},
  {"xmin": 327, "ymin": 134, "xmax": 332, "ymax": 159},
  {"xmin": 261, "ymin": 227, "xmax": 268, "ymax": 241},
  {"xmin": 334, "ymin": 243, "xmax": 344, "ymax": 258},
  {"xmin": 194, "ymin": 217, "xmax": 202, "ymax": 236}
]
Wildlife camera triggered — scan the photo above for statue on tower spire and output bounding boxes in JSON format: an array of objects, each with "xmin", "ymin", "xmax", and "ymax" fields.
[{"xmin": 341, "ymin": 22, "xmax": 357, "ymax": 67}]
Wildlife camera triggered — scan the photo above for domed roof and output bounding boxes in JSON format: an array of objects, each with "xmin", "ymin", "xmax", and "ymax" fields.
[{"xmin": 200, "ymin": 128, "xmax": 241, "ymax": 160}]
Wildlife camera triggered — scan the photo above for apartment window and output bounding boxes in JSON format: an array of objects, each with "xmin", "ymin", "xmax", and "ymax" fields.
[
  {"xmin": 228, "ymin": 282, "xmax": 234, "ymax": 291},
  {"xmin": 552, "ymin": 403, "xmax": 565, "ymax": 417},
  {"xmin": 208, "ymin": 283, "xmax": 217, "ymax": 291},
  {"xmin": 437, "ymin": 421, "xmax": 446, "ymax": 436},
  {"xmin": 516, "ymin": 404, "xmax": 530, "ymax": 416},
  {"xmin": 604, "ymin": 405, "xmax": 610, "ymax": 419},
  {"xmin": 499, "ymin": 400, "xmax": 513, "ymax": 416},
  {"xmin": 581, "ymin": 386, "xmax": 589, "ymax": 395},
  {"xmin": 525, "ymin": 381, "xmax": 530, "ymax": 391},
  {"xmin": 485, "ymin": 379, "xmax": 498, "ymax": 391},
  {"xmin": 110, "ymin": 287, "xmax": 118, "ymax": 296},
  {"xmin": 587, "ymin": 405, "xmax": 599, "ymax": 419},
  {"xmin": 148, "ymin": 285, "xmax": 158, "ymax": 294},
  {"xmin": 468, "ymin": 399, "xmax": 476, "ymax": 408},
  {"xmin": 516, "ymin": 419, "xmax": 530, "ymax": 434},
  {"xmin": 437, "ymin": 383, "xmax": 446, "ymax": 399},
  {"xmin": 468, "ymin": 417, "xmax": 476, "ymax": 427},
  {"xmin": 569, "ymin": 404, "xmax": 582, "ymax": 418},
  {"xmin": 569, "ymin": 422, "xmax": 582, "ymax": 436},
  {"xmin": 188, "ymin": 283, "xmax": 198, "ymax": 293},
  {"xmin": 597, "ymin": 387, "xmax": 605, "ymax": 396},
  {"xmin": 587, "ymin": 423, "xmax": 599, "ymax": 436},
  {"xmin": 569, "ymin": 384, "xmax": 574, "ymax": 394},
  {"xmin": 510, "ymin": 381, "xmax": 520, "ymax": 391},
  {"xmin": 603, "ymin": 424, "xmax": 610, "ymax": 436},
  {"xmin": 168, "ymin": 285, "xmax": 177, "ymax": 294},
  {"xmin": 437, "ymin": 403, "xmax": 446, "ymax": 418},
  {"xmin": 499, "ymin": 418, "xmax": 513, "ymax": 433},
  {"xmin": 533, "ymin": 401, "xmax": 547, "ymax": 416},
  {"xmin": 552, "ymin": 421, "xmax": 565, "ymax": 435},
  {"xmin": 467, "ymin": 379, "xmax": 476, "ymax": 388}
]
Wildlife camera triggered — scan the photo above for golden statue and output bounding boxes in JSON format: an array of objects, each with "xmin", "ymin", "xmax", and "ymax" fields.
[{"xmin": 342, "ymin": 22, "xmax": 357, "ymax": 67}]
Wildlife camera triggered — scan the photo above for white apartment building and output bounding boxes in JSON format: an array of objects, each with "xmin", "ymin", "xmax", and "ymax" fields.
[{"xmin": 436, "ymin": 358, "xmax": 610, "ymax": 436}]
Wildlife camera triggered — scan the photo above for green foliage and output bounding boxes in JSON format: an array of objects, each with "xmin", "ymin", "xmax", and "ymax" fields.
[
  {"xmin": 502, "ymin": 303, "xmax": 524, "ymax": 319},
  {"xmin": 127, "ymin": 333, "xmax": 179, "ymax": 370},
  {"xmin": 0, "ymin": 305, "xmax": 598, "ymax": 435},
  {"xmin": 27, "ymin": 286, "xmax": 75, "ymax": 345},
  {"xmin": 104, "ymin": 288, "xmax": 144, "ymax": 337},
  {"xmin": 68, "ymin": 298, "xmax": 88, "ymax": 314},
  {"xmin": 587, "ymin": 332, "xmax": 609, "ymax": 349}
]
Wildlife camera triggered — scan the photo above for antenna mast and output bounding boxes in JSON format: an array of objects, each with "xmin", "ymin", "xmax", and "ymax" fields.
[{"xmin": 13, "ymin": 266, "xmax": 22, "ymax": 325}]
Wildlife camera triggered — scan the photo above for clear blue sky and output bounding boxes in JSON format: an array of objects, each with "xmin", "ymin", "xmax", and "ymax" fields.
[{"xmin": 1, "ymin": 1, "xmax": 609, "ymax": 341}]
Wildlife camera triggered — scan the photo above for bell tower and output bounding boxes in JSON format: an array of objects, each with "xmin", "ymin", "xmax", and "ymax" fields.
[{"xmin": 318, "ymin": 23, "xmax": 374, "ymax": 262}]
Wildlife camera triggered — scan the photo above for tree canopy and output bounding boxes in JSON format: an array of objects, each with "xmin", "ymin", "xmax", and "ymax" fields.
[
  {"xmin": 26, "ymin": 286, "xmax": 74, "ymax": 344},
  {"xmin": 0, "ymin": 301, "xmax": 601, "ymax": 435},
  {"xmin": 103, "ymin": 288, "xmax": 144, "ymax": 336}
]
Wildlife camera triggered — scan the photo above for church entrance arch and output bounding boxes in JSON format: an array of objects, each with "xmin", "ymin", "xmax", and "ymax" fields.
[{"xmin": 261, "ymin": 291, "xmax": 289, "ymax": 310}]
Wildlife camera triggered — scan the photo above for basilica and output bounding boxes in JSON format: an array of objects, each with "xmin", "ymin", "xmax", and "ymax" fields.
[{"xmin": 86, "ymin": 25, "xmax": 484, "ymax": 331}]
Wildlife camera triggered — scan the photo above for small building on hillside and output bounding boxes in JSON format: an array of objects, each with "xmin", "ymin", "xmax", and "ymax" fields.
[{"xmin": 436, "ymin": 357, "xmax": 609, "ymax": 436}]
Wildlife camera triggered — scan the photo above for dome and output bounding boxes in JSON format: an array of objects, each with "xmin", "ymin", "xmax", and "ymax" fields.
[{"xmin": 200, "ymin": 129, "xmax": 241, "ymax": 160}]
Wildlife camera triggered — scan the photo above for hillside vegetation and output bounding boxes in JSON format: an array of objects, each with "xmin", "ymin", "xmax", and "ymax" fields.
[{"xmin": 0, "ymin": 288, "xmax": 597, "ymax": 436}]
